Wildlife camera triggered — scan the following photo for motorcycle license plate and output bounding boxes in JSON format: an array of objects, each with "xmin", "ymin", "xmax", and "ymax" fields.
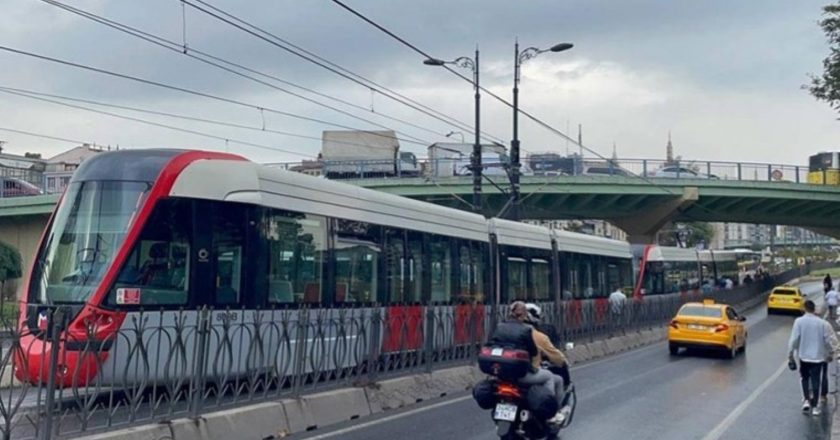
[{"xmin": 493, "ymin": 403, "xmax": 517, "ymax": 421}]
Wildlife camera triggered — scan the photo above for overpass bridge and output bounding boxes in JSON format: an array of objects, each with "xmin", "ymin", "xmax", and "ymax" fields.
[
  {"xmin": 357, "ymin": 175, "xmax": 840, "ymax": 243},
  {"xmin": 1, "ymin": 172, "xmax": 840, "ymax": 249}
]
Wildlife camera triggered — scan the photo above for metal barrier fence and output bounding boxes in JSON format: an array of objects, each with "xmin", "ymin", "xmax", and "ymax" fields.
[
  {"xmin": 265, "ymin": 157, "xmax": 817, "ymax": 184},
  {"xmin": 0, "ymin": 264, "xmax": 820, "ymax": 439}
]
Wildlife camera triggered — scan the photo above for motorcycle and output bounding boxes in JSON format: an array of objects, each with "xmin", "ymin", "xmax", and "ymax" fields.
[{"xmin": 477, "ymin": 346, "xmax": 578, "ymax": 440}]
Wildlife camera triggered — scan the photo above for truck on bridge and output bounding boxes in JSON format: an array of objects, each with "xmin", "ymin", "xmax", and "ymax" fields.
[{"xmin": 321, "ymin": 130, "xmax": 421, "ymax": 179}]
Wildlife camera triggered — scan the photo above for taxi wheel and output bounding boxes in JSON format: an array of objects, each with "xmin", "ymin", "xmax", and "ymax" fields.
[{"xmin": 669, "ymin": 343, "xmax": 679, "ymax": 356}]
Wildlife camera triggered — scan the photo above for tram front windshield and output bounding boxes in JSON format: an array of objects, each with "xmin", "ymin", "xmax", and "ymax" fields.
[{"xmin": 30, "ymin": 181, "xmax": 150, "ymax": 304}]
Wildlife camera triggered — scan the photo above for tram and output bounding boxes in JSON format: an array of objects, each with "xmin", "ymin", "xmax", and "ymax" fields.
[{"xmin": 18, "ymin": 149, "xmax": 641, "ymax": 386}]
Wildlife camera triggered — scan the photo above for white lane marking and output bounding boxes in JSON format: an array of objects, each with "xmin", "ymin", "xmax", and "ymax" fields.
[
  {"xmin": 302, "ymin": 395, "xmax": 472, "ymax": 439},
  {"xmin": 700, "ymin": 361, "xmax": 787, "ymax": 440}
]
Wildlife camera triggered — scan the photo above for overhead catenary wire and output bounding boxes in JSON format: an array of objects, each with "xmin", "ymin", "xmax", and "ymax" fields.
[
  {"xmin": 328, "ymin": 0, "xmax": 686, "ymax": 199},
  {"xmin": 39, "ymin": 0, "xmax": 442, "ymax": 147},
  {"xmin": 0, "ymin": 85, "xmax": 427, "ymax": 152},
  {"xmin": 0, "ymin": 88, "xmax": 315, "ymax": 158},
  {"xmin": 0, "ymin": 126, "xmax": 94, "ymax": 145},
  {"xmin": 181, "ymin": 0, "xmax": 508, "ymax": 147},
  {"xmin": 0, "ymin": 45, "xmax": 431, "ymax": 150}
]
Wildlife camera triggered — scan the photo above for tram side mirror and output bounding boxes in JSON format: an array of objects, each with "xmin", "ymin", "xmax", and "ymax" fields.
[{"xmin": 565, "ymin": 342, "xmax": 575, "ymax": 351}]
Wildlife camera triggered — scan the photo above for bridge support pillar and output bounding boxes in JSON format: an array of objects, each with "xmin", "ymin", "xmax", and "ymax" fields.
[{"xmin": 612, "ymin": 187, "xmax": 699, "ymax": 245}]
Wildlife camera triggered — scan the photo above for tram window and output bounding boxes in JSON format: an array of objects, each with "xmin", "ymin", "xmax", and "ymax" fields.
[
  {"xmin": 607, "ymin": 261, "xmax": 621, "ymax": 292},
  {"xmin": 385, "ymin": 229, "xmax": 405, "ymax": 303},
  {"xmin": 262, "ymin": 210, "xmax": 326, "ymax": 304},
  {"xmin": 429, "ymin": 236, "xmax": 452, "ymax": 303},
  {"xmin": 581, "ymin": 256, "xmax": 594, "ymax": 298},
  {"xmin": 109, "ymin": 198, "xmax": 191, "ymax": 306},
  {"xmin": 406, "ymin": 234, "xmax": 423, "ymax": 303},
  {"xmin": 473, "ymin": 242, "xmax": 487, "ymax": 303},
  {"xmin": 530, "ymin": 259, "xmax": 550, "ymax": 300},
  {"xmin": 213, "ymin": 204, "xmax": 246, "ymax": 305},
  {"xmin": 336, "ymin": 220, "xmax": 380, "ymax": 303},
  {"xmin": 507, "ymin": 257, "xmax": 528, "ymax": 300},
  {"xmin": 458, "ymin": 244, "xmax": 472, "ymax": 302}
]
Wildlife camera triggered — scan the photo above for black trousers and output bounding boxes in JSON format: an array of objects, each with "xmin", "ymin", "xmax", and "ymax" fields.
[{"xmin": 800, "ymin": 361, "xmax": 826, "ymax": 406}]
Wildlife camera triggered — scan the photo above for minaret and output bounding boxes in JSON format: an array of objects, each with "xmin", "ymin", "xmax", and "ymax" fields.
[
  {"xmin": 612, "ymin": 141, "xmax": 618, "ymax": 161},
  {"xmin": 666, "ymin": 131, "xmax": 674, "ymax": 164}
]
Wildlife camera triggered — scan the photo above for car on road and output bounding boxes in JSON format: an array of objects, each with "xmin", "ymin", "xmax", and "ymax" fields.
[
  {"xmin": 580, "ymin": 165, "xmax": 633, "ymax": 177},
  {"xmin": 649, "ymin": 166, "xmax": 718, "ymax": 179},
  {"xmin": 766, "ymin": 285, "xmax": 805, "ymax": 315},
  {"xmin": 668, "ymin": 299, "xmax": 747, "ymax": 358}
]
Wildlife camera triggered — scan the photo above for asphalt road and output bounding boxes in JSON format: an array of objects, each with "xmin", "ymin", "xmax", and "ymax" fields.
[{"xmin": 291, "ymin": 281, "xmax": 835, "ymax": 440}]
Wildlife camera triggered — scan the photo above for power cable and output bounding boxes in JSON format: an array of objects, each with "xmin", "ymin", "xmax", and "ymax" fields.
[
  {"xmin": 0, "ymin": 88, "xmax": 314, "ymax": 158},
  {"xmin": 0, "ymin": 127, "xmax": 93, "ymax": 145},
  {"xmin": 0, "ymin": 45, "xmax": 429, "ymax": 149},
  {"xmin": 182, "ymin": 0, "xmax": 508, "ymax": 146},
  {"xmin": 0, "ymin": 85, "xmax": 425, "ymax": 152},
  {"xmin": 328, "ymin": 0, "xmax": 685, "ymax": 196},
  {"xmin": 39, "ymin": 0, "xmax": 441, "ymax": 147}
]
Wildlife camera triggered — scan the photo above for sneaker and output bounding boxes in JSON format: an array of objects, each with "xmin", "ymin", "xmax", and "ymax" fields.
[
  {"xmin": 812, "ymin": 406, "xmax": 822, "ymax": 416},
  {"xmin": 802, "ymin": 399, "xmax": 811, "ymax": 412},
  {"xmin": 547, "ymin": 412, "xmax": 566, "ymax": 425},
  {"xmin": 548, "ymin": 405, "xmax": 572, "ymax": 426}
]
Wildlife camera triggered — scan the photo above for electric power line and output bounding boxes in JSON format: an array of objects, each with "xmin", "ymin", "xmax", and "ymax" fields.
[
  {"xmin": 0, "ymin": 126, "xmax": 93, "ymax": 145},
  {"xmin": 39, "ymin": 0, "xmax": 443, "ymax": 147},
  {"xmin": 182, "ymin": 0, "xmax": 508, "ymax": 147},
  {"xmin": 0, "ymin": 44, "xmax": 431, "ymax": 149},
  {"xmin": 0, "ymin": 87, "xmax": 315, "ymax": 158},
  {"xmin": 328, "ymin": 0, "xmax": 687, "ymax": 198},
  {"xmin": 0, "ymin": 85, "xmax": 428, "ymax": 152}
]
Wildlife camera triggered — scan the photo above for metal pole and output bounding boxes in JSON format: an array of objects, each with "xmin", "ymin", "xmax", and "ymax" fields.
[
  {"xmin": 472, "ymin": 48, "xmax": 482, "ymax": 214},
  {"xmin": 510, "ymin": 41, "xmax": 521, "ymax": 221},
  {"xmin": 41, "ymin": 309, "xmax": 64, "ymax": 440}
]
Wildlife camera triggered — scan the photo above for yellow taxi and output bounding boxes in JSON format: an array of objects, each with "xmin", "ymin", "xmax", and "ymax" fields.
[
  {"xmin": 668, "ymin": 299, "xmax": 747, "ymax": 359},
  {"xmin": 767, "ymin": 285, "xmax": 806, "ymax": 315}
]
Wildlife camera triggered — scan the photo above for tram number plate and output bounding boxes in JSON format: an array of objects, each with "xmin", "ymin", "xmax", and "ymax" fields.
[
  {"xmin": 493, "ymin": 403, "xmax": 518, "ymax": 422},
  {"xmin": 687, "ymin": 324, "xmax": 707, "ymax": 330}
]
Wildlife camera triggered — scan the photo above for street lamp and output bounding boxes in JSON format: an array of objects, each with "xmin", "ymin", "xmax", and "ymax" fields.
[
  {"xmin": 445, "ymin": 131, "xmax": 465, "ymax": 143},
  {"xmin": 424, "ymin": 48, "xmax": 482, "ymax": 214},
  {"xmin": 509, "ymin": 40, "xmax": 573, "ymax": 220}
]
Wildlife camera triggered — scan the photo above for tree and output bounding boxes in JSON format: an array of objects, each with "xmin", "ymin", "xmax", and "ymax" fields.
[
  {"xmin": 808, "ymin": 2, "xmax": 840, "ymax": 111},
  {"xmin": 0, "ymin": 242, "xmax": 22, "ymax": 301}
]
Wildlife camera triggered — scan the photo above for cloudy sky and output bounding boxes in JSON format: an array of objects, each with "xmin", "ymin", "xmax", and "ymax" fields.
[{"xmin": 0, "ymin": 0, "xmax": 836, "ymax": 165}]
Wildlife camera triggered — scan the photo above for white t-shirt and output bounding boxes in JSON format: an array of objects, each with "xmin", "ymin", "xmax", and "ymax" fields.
[
  {"xmin": 609, "ymin": 290, "xmax": 626, "ymax": 313},
  {"xmin": 826, "ymin": 289, "xmax": 839, "ymax": 307}
]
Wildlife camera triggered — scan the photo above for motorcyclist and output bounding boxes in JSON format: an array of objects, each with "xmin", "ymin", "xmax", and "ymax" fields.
[
  {"xmin": 488, "ymin": 301, "xmax": 568, "ymax": 425},
  {"xmin": 524, "ymin": 303, "xmax": 572, "ymax": 393}
]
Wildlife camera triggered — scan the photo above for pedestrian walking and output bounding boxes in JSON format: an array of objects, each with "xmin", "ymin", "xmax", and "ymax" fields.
[
  {"xmin": 825, "ymin": 287, "xmax": 839, "ymax": 322},
  {"xmin": 788, "ymin": 300, "xmax": 840, "ymax": 416},
  {"xmin": 824, "ymin": 274, "xmax": 833, "ymax": 294}
]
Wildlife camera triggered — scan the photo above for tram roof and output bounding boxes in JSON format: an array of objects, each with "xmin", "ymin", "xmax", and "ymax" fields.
[{"xmin": 170, "ymin": 158, "xmax": 490, "ymax": 241}]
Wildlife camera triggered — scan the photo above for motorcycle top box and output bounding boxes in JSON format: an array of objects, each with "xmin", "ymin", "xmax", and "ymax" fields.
[{"xmin": 478, "ymin": 346, "xmax": 532, "ymax": 381}]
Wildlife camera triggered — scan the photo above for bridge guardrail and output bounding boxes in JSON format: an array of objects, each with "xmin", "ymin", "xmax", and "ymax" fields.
[
  {"xmin": 0, "ymin": 263, "xmax": 825, "ymax": 439},
  {"xmin": 265, "ymin": 157, "xmax": 816, "ymax": 185}
]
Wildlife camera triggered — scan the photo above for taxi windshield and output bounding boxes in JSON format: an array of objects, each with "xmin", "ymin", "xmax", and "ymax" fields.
[
  {"xmin": 678, "ymin": 305, "xmax": 722, "ymax": 318},
  {"xmin": 29, "ymin": 181, "xmax": 150, "ymax": 304}
]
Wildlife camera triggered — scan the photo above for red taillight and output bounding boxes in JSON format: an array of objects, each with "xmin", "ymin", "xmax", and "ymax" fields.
[
  {"xmin": 792, "ymin": 298, "xmax": 800, "ymax": 303},
  {"xmin": 670, "ymin": 320, "xmax": 680, "ymax": 329},
  {"xmin": 769, "ymin": 297, "xmax": 775, "ymax": 303},
  {"xmin": 714, "ymin": 324, "xmax": 729, "ymax": 333},
  {"xmin": 496, "ymin": 382, "xmax": 522, "ymax": 399}
]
